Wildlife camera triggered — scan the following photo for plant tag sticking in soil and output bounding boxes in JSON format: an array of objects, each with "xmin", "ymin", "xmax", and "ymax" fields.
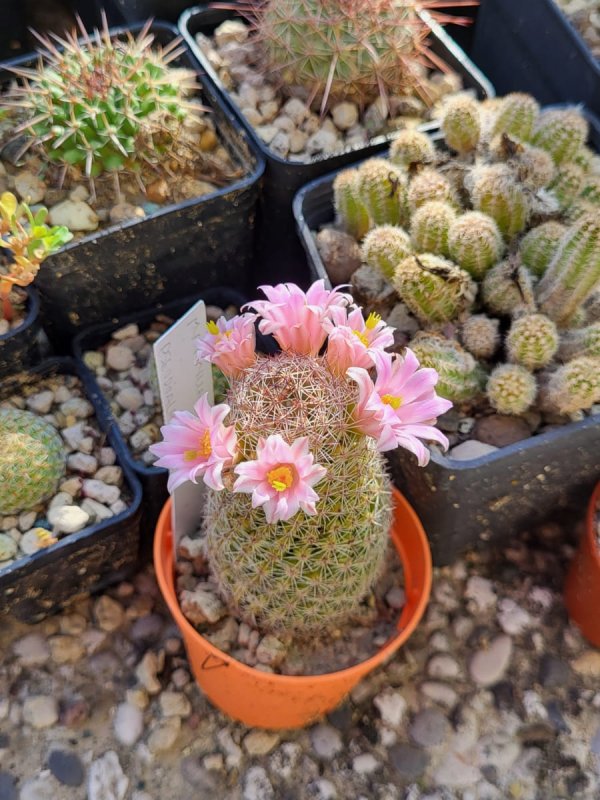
[{"xmin": 153, "ymin": 300, "xmax": 213, "ymax": 546}]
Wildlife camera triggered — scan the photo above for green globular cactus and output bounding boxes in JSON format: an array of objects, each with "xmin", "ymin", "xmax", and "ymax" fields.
[
  {"xmin": 0, "ymin": 407, "xmax": 66, "ymax": 514},
  {"xmin": 9, "ymin": 19, "xmax": 199, "ymax": 181},
  {"xmin": 410, "ymin": 201, "xmax": 456, "ymax": 257},
  {"xmin": 481, "ymin": 260, "xmax": 535, "ymax": 317},
  {"xmin": 536, "ymin": 213, "xmax": 600, "ymax": 326},
  {"xmin": 447, "ymin": 211, "xmax": 504, "ymax": 279},
  {"xmin": 558, "ymin": 322, "xmax": 600, "ymax": 360},
  {"xmin": 532, "ymin": 108, "xmax": 589, "ymax": 166},
  {"xmin": 410, "ymin": 333, "xmax": 485, "ymax": 402},
  {"xmin": 486, "ymin": 364, "xmax": 537, "ymax": 415},
  {"xmin": 542, "ymin": 356, "xmax": 600, "ymax": 414},
  {"xmin": 333, "ymin": 169, "xmax": 370, "ymax": 240},
  {"xmin": 389, "ymin": 129, "xmax": 435, "ymax": 168},
  {"xmin": 358, "ymin": 158, "xmax": 408, "ymax": 227},
  {"xmin": 519, "ymin": 221, "xmax": 567, "ymax": 278},
  {"xmin": 204, "ymin": 353, "xmax": 392, "ymax": 634},
  {"xmin": 360, "ymin": 225, "xmax": 412, "ymax": 281},
  {"xmin": 492, "ymin": 92, "xmax": 539, "ymax": 141},
  {"xmin": 506, "ymin": 313, "xmax": 559, "ymax": 370},
  {"xmin": 408, "ymin": 168, "xmax": 455, "ymax": 212},
  {"xmin": 393, "ymin": 254, "xmax": 476, "ymax": 324},
  {"xmin": 548, "ymin": 163, "xmax": 585, "ymax": 210},
  {"xmin": 460, "ymin": 314, "xmax": 500, "ymax": 360},
  {"xmin": 468, "ymin": 164, "xmax": 530, "ymax": 240},
  {"xmin": 441, "ymin": 95, "xmax": 481, "ymax": 155}
]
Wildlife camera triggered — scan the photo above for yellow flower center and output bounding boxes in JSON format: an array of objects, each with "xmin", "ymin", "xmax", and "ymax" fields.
[
  {"xmin": 183, "ymin": 430, "xmax": 212, "ymax": 462},
  {"xmin": 267, "ymin": 465, "xmax": 294, "ymax": 492},
  {"xmin": 381, "ymin": 393, "xmax": 403, "ymax": 410},
  {"xmin": 365, "ymin": 312, "xmax": 381, "ymax": 330},
  {"xmin": 353, "ymin": 330, "xmax": 369, "ymax": 347}
]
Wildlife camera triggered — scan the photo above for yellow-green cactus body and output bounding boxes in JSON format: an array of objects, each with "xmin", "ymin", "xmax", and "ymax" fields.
[
  {"xmin": 558, "ymin": 322, "xmax": 600, "ymax": 360},
  {"xmin": 481, "ymin": 260, "xmax": 535, "ymax": 317},
  {"xmin": 460, "ymin": 314, "xmax": 500, "ymax": 360},
  {"xmin": 358, "ymin": 158, "xmax": 408, "ymax": 227},
  {"xmin": 441, "ymin": 95, "xmax": 481, "ymax": 155},
  {"xmin": 410, "ymin": 333, "xmax": 485, "ymax": 403},
  {"xmin": 469, "ymin": 164, "xmax": 530, "ymax": 240},
  {"xmin": 519, "ymin": 222, "xmax": 567, "ymax": 278},
  {"xmin": 389, "ymin": 129, "xmax": 435, "ymax": 168},
  {"xmin": 506, "ymin": 313, "xmax": 559, "ymax": 370},
  {"xmin": 408, "ymin": 168, "xmax": 455, "ymax": 212},
  {"xmin": 447, "ymin": 211, "xmax": 504, "ymax": 279},
  {"xmin": 492, "ymin": 92, "xmax": 539, "ymax": 141},
  {"xmin": 543, "ymin": 356, "xmax": 600, "ymax": 414},
  {"xmin": 532, "ymin": 109, "xmax": 589, "ymax": 166},
  {"xmin": 549, "ymin": 163, "xmax": 585, "ymax": 210},
  {"xmin": 410, "ymin": 201, "xmax": 457, "ymax": 257},
  {"xmin": 393, "ymin": 254, "xmax": 476, "ymax": 324},
  {"xmin": 333, "ymin": 169, "xmax": 371, "ymax": 240},
  {"xmin": 361, "ymin": 225, "xmax": 412, "ymax": 280},
  {"xmin": 486, "ymin": 364, "xmax": 537, "ymax": 415}
]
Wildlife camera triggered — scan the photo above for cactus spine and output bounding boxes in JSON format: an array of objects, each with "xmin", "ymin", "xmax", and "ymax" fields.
[
  {"xmin": 460, "ymin": 314, "xmax": 500, "ymax": 360},
  {"xmin": 333, "ymin": 169, "xmax": 371, "ymax": 240},
  {"xmin": 393, "ymin": 254, "xmax": 476, "ymax": 323},
  {"xmin": 410, "ymin": 334, "xmax": 485, "ymax": 402},
  {"xmin": 441, "ymin": 95, "xmax": 481, "ymax": 155},
  {"xmin": 389, "ymin": 129, "xmax": 435, "ymax": 168},
  {"xmin": 506, "ymin": 313, "xmax": 559, "ymax": 370},
  {"xmin": 358, "ymin": 159, "xmax": 408, "ymax": 227},
  {"xmin": 410, "ymin": 201, "xmax": 456, "ymax": 257},
  {"xmin": 519, "ymin": 222, "xmax": 567, "ymax": 278},
  {"xmin": 513, "ymin": 144, "xmax": 556, "ymax": 192},
  {"xmin": 408, "ymin": 168, "xmax": 455, "ymax": 212},
  {"xmin": 542, "ymin": 356, "xmax": 600, "ymax": 414},
  {"xmin": 447, "ymin": 212, "xmax": 504, "ymax": 279},
  {"xmin": 549, "ymin": 163, "xmax": 585, "ymax": 210},
  {"xmin": 360, "ymin": 225, "xmax": 412, "ymax": 281},
  {"xmin": 486, "ymin": 364, "xmax": 537, "ymax": 415}
]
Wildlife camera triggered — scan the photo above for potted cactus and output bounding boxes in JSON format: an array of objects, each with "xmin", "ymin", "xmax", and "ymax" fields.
[
  {"xmin": 0, "ymin": 15, "xmax": 263, "ymax": 345},
  {"xmin": 0, "ymin": 191, "xmax": 71, "ymax": 376},
  {"xmin": 295, "ymin": 93, "xmax": 600, "ymax": 564},
  {"xmin": 152, "ymin": 279, "xmax": 449, "ymax": 728}
]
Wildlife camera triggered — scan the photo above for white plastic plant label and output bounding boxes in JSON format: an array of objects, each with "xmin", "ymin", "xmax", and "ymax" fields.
[{"xmin": 153, "ymin": 300, "xmax": 214, "ymax": 544}]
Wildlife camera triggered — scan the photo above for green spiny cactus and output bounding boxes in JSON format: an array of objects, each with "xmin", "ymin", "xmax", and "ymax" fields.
[
  {"xmin": 585, "ymin": 291, "xmax": 600, "ymax": 323},
  {"xmin": 519, "ymin": 221, "xmax": 567, "ymax": 278},
  {"xmin": 481, "ymin": 259, "xmax": 535, "ymax": 316},
  {"xmin": 506, "ymin": 313, "xmax": 559, "ymax": 370},
  {"xmin": 389, "ymin": 129, "xmax": 435, "ymax": 168},
  {"xmin": 409, "ymin": 200, "xmax": 456, "ymax": 257},
  {"xmin": 573, "ymin": 145, "xmax": 596, "ymax": 172},
  {"xmin": 542, "ymin": 356, "xmax": 600, "ymax": 414},
  {"xmin": 360, "ymin": 225, "xmax": 412, "ymax": 281},
  {"xmin": 204, "ymin": 353, "xmax": 392, "ymax": 634},
  {"xmin": 410, "ymin": 333, "xmax": 485, "ymax": 402},
  {"xmin": 492, "ymin": 92, "xmax": 539, "ymax": 141},
  {"xmin": 358, "ymin": 158, "xmax": 408, "ymax": 227},
  {"xmin": 532, "ymin": 108, "xmax": 589, "ymax": 165},
  {"xmin": 0, "ymin": 407, "xmax": 66, "ymax": 514},
  {"xmin": 212, "ymin": 365, "xmax": 230, "ymax": 405},
  {"xmin": 468, "ymin": 164, "xmax": 530, "ymax": 240},
  {"xmin": 393, "ymin": 253, "xmax": 476, "ymax": 324},
  {"xmin": 548, "ymin": 162, "xmax": 585, "ymax": 210},
  {"xmin": 536, "ymin": 213, "xmax": 600, "ymax": 326},
  {"xmin": 408, "ymin": 167, "xmax": 455, "ymax": 212},
  {"xmin": 333, "ymin": 169, "xmax": 370, "ymax": 240},
  {"xmin": 579, "ymin": 174, "xmax": 600, "ymax": 205},
  {"xmin": 9, "ymin": 18, "xmax": 199, "ymax": 181},
  {"xmin": 460, "ymin": 314, "xmax": 500, "ymax": 360},
  {"xmin": 447, "ymin": 211, "xmax": 504, "ymax": 279},
  {"xmin": 557, "ymin": 322, "xmax": 600, "ymax": 360},
  {"xmin": 441, "ymin": 95, "xmax": 481, "ymax": 155},
  {"xmin": 486, "ymin": 363, "xmax": 537, "ymax": 415},
  {"xmin": 513, "ymin": 144, "xmax": 556, "ymax": 191}
]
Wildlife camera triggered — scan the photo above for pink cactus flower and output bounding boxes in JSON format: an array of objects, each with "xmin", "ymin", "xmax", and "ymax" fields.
[
  {"xmin": 149, "ymin": 395, "xmax": 238, "ymax": 492},
  {"xmin": 249, "ymin": 280, "xmax": 353, "ymax": 356},
  {"xmin": 196, "ymin": 313, "xmax": 257, "ymax": 378},
  {"xmin": 233, "ymin": 434, "xmax": 327, "ymax": 523},
  {"xmin": 347, "ymin": 349, "xmax": 452, "ymax": 464},
  {"xmin": 325, "ymin": 307, "xmax": 395, "ymax": 375}
]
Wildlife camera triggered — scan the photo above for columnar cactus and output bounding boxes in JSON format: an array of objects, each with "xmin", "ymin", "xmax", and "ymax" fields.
[
  {"xmin": 410, "ymin": 201, "xmax": 456, "ymax": 257},
  {"xmin": 408, "ymin": 168, "xmax": 455, "ymax": 212},
  {"xmin": 506, "ymin": 313, "xmax": 559, "ymax": 370},
  {"xmin": 532, "ymin": 108, "xmax": 589, "ymax": 166},
  {"xmin": 549, "ymin": 163, "xmax": 585, "ymax": 210},
  {"xmin": 492, "ymin": 92, "xmax": 540, "ymax": 141},
  {"xmin": 481, "ymin": 260, "xmax": 535, "ymax": 317},
  {"xmin": 519, "ymin": 221, "xmax": 567, "ymax": 277},
  {"xmin": 333, "ymin": 169, "xmax": 370, "ymax": 240},
  {"xmin": 358, "ymin": 159, "xmax": 408, "ymax": 227},
  {"xmin": 360, "ymin": 225, "xmax": 412, "ymax": 280},
  {"xmin": 486, "ymin": 364, "xmax": 537, "ymax": 415},
  {"xmin": 389, "ymin": 129, "xmax": 435, "ymax": 168},
  {"xmin": 542, "ymin": 356, "xmax": 600, "ymax": 414},
  {"xmin": 0, "ymin": 408, "xmax": 67, "ymax": 514},
  {"xmin": 410, "ymin": 333, "xmax": 485, "ymax": 402},
  {"xmin": 513, "ymin": 144, "xmax": 556, "ymax": 192},
  {"xmin": 393, "ymin": 254, "xmax": 476, "ymax": 323},
  {"xmin": 468, "ymin": 164, "xmax": 530, "ymax": 240},
  {"xmin": 447, "ymin": 211, "xmax": 504, "ymax": 279},
  {"xmin": 441, "ymin": 95, "xmax": 481, "ymax": 155},
  {"xmin": 558, "ymin": 322, "xmax": 600, "ymax": 360},
  {"xmin": 460, "ymin": 314, "xmax": 500, "ymax": 360}
]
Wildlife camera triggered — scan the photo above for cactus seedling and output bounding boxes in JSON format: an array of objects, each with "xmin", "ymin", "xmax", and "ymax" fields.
[
  {"xmin": 333, "ymin": 169, "xmax": 370, "ymax": 240},
  {"xmin": 441, "ymin": 95, "xmax": 481, "ymax": 155},
  {"xmin": 542, "ymin": 356, "xmax": 600, "ymax": 414},
  {"xmin": 519, "ymin": 221, "xmax": 567, "ymax": 278},
  {"xmin": 506, "ymin": 313, "xmax": 559, "ymax": 370},
  {"xmin": 447, "ymin": 211, "xmax": 504, "ymax": 279},
  {"xmin": 360, "ymin": 225, "xmax": 412, "ymax": 281},
  {"xmin": 468, "ymin": 164, "xmax": 530, "ymax": 240},
  {"xmin": 389, "ymin": 129, "xmax": 435, "ymax": 168},
  {"xmin": 411, "ymin": 333, "xmax": 485, "ymax": 402},
  {"xmin": 492, "ymin": 92, "xmax": 540, "ymax": 141},
  {"xmin": 460, "ymin": 314, "xmax": 500, "ymax": 360},
  {"xmin": 486, "ymin": 363, "xmax": 537, "ymax": 415},
  {"xmin": 358, "ymin": 159, "xmax": 408, "ymax": 227},
  {"xmin": 393, "ymin": 253, "xmax": 476, "ymax": 324},
  {"xmin": 410, "ymin": 200, "xmax": 456, "ymax": 257}
]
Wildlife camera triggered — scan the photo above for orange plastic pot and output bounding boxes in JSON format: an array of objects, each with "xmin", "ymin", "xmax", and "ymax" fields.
[
  {"xmin": 154, "ymin": 486, "xmax": 432, "ymax": 729},
  {"xmin": 564, "ymin": 480, "xmax": 600, "ymax": 647}
]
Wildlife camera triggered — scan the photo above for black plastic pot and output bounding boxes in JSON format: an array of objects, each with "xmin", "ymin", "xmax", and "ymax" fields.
[
  {"xmin": 0, "ymin": 22, "xmax": 264, "ymax": 349},
  {"xmin": 0, "ymin": 357, "xmax": 143, "ymax": 622},
  {"xmin": 179, "ymin": 6, "xmax": 493, "ymax": 288},
  {"xmin": 0, "ymin": 286, "xmax": 44, "ymax": 379},
  {"xmin": 72, "ymin": 287, "xmax": 247, "ymax": 545},
  {"xmin": 471, "ymin": 0, "xmax": 600, "ymax": 113},
  {"xmin": 293, "ymin": 113, "xmax": 600, "ymax": 566}
]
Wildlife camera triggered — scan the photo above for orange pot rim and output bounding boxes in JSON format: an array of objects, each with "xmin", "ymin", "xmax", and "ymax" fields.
[
  {"xmin": 586, "ymin": 479, "xmax": 600, "ymax": 564},
  {"xmin": 154, "ymin": 485, "xmax": 432, "ymax": 686}
]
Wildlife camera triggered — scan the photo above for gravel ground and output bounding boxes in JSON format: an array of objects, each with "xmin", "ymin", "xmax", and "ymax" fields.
[{"xmin": 1, "ymin": 512, "xmax": 599, "ymax": 799}]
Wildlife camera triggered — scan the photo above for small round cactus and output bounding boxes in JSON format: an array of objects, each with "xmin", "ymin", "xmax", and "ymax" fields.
[
  {"xmin": 389, "ymin": 129, "xmax": 435, "ymax": 168},
  {"xmin": 358, "ymin": 158, "xmax": 408, "ymax": 227},
  {"xmin": 393, "ymin": 254, "xmax": 476, "ymax": 324},
  {"xmin": 441, "ymin": 95, "xmax": 481, "ymax": 155},
  {"xmin": 0, "ymin": 408, "xmax": 67, "ymax": 514},
  {"xmin": 481, "ymin": 260, "xmax": 535, "ymax": 317},
  {"xmin": 410, "ymin": 200, "xmax": 457, "ymax": 257},
  {"xmin": 514, "ymin": 144, "xmax": 556, "ymax": 192},
  {"xmin": 447, "ymin": 211, "xmax": 504, "ymax": 279},
  {"xmin": 360, "ymin": 225, "xmax": 412, "ymax": 281},
  {"xmin": 542, "ymin": 356, "xmax": 600, "ymax": 414},
  {"xmin": 519, "ymin": 221, "xmax": 567, "ymax": 278},
  {"xmin": 410, "ymin": 333, "xmax": 485, "ymax": 402},
  {"xmin": 506, "ymin": 313, "xmax": 559, "ymax": 370},
  {"xmin": 486, "ymin": 364, "xmax": 537, "ymax": 415},
  {"xmin": 492, "ymin": 92, "xmax": 540, "ymax": 141},
  {"xmin": 532, "ymin": 108, "xmax": 589, "ymax": 165},
  {"xmin": 408, "ymin": 168, "xmax": 455, "ymax": 212},
  {"xmin": 333, "ymin": 169, "xmax": 371, "ymax": 240},
  {"xmin": 558, "ymin": 322, "xmax": 600, "ymax": 360},
  {"xmin": 460, "ymin": 314, "xmax": 500, "ymax": 360},
  {"xmin": 548, "ymin": 163, "xmax": 585, "ymax": 210},
  {"xmin": 468, "ymin": 164, "xmax": 530, "ymax": 240}
]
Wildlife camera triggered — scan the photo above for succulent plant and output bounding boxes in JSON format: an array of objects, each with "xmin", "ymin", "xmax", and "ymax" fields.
[
  {"xmin": 481, "ymin": 259, "xmax": 535, "ymax": 317},
  {"xmin": 542, "ymin": 356, "xmax": 600, "ymax": 414},
  {"xmin": 360, "ymin": 225, "xmax": 412, "ymax": 281},
  {"xmin": 441, "ymin": 95, "xmax": 481, "ymax": 155},
  {"xmin": 584, "ymin": 291, "xmax": 600, "ymax": 323},
  {"xmin": 460, "ymin": 314, "xmax": 500, "ymax": 360},
  {"xmin": 511, "ymin": 143, "xmax": 556, "ymax": 192},
  {"xmin": 389, "ymin": 129, "xmax": 435, "ymax": 168},
  {"xmin": 358, "ymin": 159, "xmax": 409, "ymax": 228},
  {"xmin": 393, "ymin": 253, "xmax": 476, "ymax": 324},
  {"xmin": 532, "ymin": 108, "xmax": 588, "ymax": 166},
  {"xmin": 558, "ymin": 322, "xmax": 600, "ymax": 360},
  {"xmin": 408, "ymin": 168, "xmax": 455, "ymax": 212},
  {"xmin": 411, "ymin": 333, "xmax": 485, "ymax": 402},
  {"xmin": 486, "ymin": 363, "xmax": 537, "ymax": 415},
  {"xmin": 0, "ymin": 407, "xmax": 67, "ymax": 514},
  {"xmin": 447, "ymin": 211, "xmax": 504, "ymax": 279},
  {"xmin": 468, "ymin": 164, "xmax": 530, "ymax": 240},
  {"xmin": 333, "ymin": 169, "xmax": 371, "ymax": 240},
  {"xmin": 519, "ymin": 221, "xmax": 567, "ymax": 278},
  {"xmin": 549, "ymin": 163, "xmax": 585, "ymax": 210},
  {"xmin": 410, "ymin": 200, "xmax": 456, "ymax": 257},
  {"xmin": 506, "ymin": 313, "xmax": 559, "ymax": 370},
  {"xmin": 579, "ymin": 174, "xmax": 600, "ymax": 205},
  {"xmin": 492, "ymin": 92, "xmax": 539, "ymax": 141}
]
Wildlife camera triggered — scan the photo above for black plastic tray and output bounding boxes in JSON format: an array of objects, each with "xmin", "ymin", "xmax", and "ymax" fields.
[
  {"xmin": 0, "ymin": 286, "xmax": 43, "ymax": 379},
  {"xmin": 471, "ymin": 0, "xmax": 600, "ymax": 113},
  {"xmin": 179, "ymin": 6, "xmax": 494, "ymax": 288},
  {"xmin": 0, "ymin": 22, "xmax": 265, "ymax": 349},
  {"xmin": 0, "ymin": 357, "xmax": 143, "ymax": 622}
]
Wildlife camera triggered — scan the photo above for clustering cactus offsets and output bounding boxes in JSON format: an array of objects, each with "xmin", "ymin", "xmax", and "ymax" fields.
[{"xmin": 325, "ymin": 92, "xmax": 600, "ymax": 435}]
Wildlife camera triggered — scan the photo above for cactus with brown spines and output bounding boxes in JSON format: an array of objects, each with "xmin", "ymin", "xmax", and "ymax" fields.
[
  {"xmin": 360, "ymin": 225, "xmax": 412, "ymax": 280},
  {"xmin": 558, "ymin": 322, "xmax": 600, "ymax": 360},
  {"xmin": 393, "ymin": 253, "xmax": 476, "ymax": 324},
  {"xmin": 358, "ymin": 158, "xmax": 408, "ymax": 227},
  {"xmin": 447, "ymin": 211, "xmax": 504, "ymax": 279},
  {"xmin": 410, "ymin": 333, "xmax": 486, "ymax": 402},
  {"xmin": 541, "ymin": 356, "xmax": 600, "ymax": 414},
  {"xmin": 408, "ymin": 168, "xmax": 455, "ymax": 212},
  {"xmin": 410, "ymin": 200, "xmax": 456, "ymax": 257},
  {"xmin": 486, "ymin": 363, "xmax": 537, "ymax": 415},
  {"xmin": 481, "ymin": 260, "xmax": 536, "ymax": 317},
  {"xmin": 441, "ymin": 95, "xmax": 481, "ymax": 155},
  {"xmin": 506, "ymin": 313, "xmax": 559, "ymax": 370},
  {"xmin": 492, "ymin": 92, "xmax": 540, "ymax": 141},
  {"xmin": 389, "ymin": 129, "xmax": 435, "ymax": 168},
  {"xmin": 460, "ymin": 314, "xmax": 500, "ymax": 360},
  {"xmin": 532, "ymin": 108, "xmax": 589, "ymax": 166},
  {"xmin": 333, "ymin": 169, "xmax": 370, "ymax": 240},
  {"xmin": 519, "ymin": 221, "xmax": 567, "ymax": 277},
  {"xmin": 468, "ymin": 163, "xmax": 530, "ymax": 240}
]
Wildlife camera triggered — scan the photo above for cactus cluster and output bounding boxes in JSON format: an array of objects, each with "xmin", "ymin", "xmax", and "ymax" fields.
[{"xmin": 326, "ymin": 92, "xmax": 600, "ymax": 425}]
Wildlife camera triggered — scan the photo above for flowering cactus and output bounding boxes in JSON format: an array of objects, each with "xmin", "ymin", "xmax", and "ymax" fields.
[{"xmin": 151, "ymin": 280, "xmax": 450, "ymax": 634}]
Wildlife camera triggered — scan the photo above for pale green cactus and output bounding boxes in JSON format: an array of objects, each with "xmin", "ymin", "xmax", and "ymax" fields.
[
  {"xmin": 333, "ymin": 169, "xmax": 371, "ymax": 240},
  {"xmin": 393, "ymin": 253, "xmax": 476, "ymax": 324},
  {"xmin": 460, "ymin": 314, "xmax": 500, "ymax": 360},
  {"xmin": 514, "ymin": 144, "xmax": 556, "ymax": 191},
  {"xmin": 492, "ymin": 92, "xmax": 540, "ymax": 141},
  {"xmin": 410, "ymin": 333, "xmax": 485, "ymax": 402},
  {"xmin": 506, "ymin": 313, "xmax": 559, "ymax": 370},
  {"xmin": 542, "ymin": 356, "xmax": 600, "ymax": 414},
  {"xmin": 410, "ymin": 201, "xmax": 457, "ymax": 257},
  {"xmin": 481, "ymin": 260, "xmax": 535, "ymax": 317},
  {"xmin": 441, "ymin": 95, "xmax": 481, "ymax": 155},
  {"xmin": 407, "ymin": 168, "xmax": 455, "ymax": 212},
  {"xmin": 532, "ymin": 108, "xmax": 589, "ymax": 165},
  {"xmin": 358, "ymin": 158, "xmax": 408, "ymax": 227},
  {"xmin": 486, "ymin": 363, "xmax": 537, "ymax": 415},
  {"xmin": 519, "ymin": 221, "xmax": 567, "ymax": 278},
  {"xmin": 469, "ymin": 164, "xmax": 530, "ymax": 240},
  {"xmin": 558, "ymin": 322, "xmax": 600, "ymax": 360},
  {"xmin": 447, "ymin": 211, "xmax": 504, "ymax": 279},
  {"xmin": 360, "ymin": 225, "xmax": 412, "ymax": 281},
  {"xmin": 549, "ymin": 162, "xmax": 585, "ymax": 210},
  {"xmin": 389, "ymin": 129, "xmax": 435, "ymax": 168}
]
